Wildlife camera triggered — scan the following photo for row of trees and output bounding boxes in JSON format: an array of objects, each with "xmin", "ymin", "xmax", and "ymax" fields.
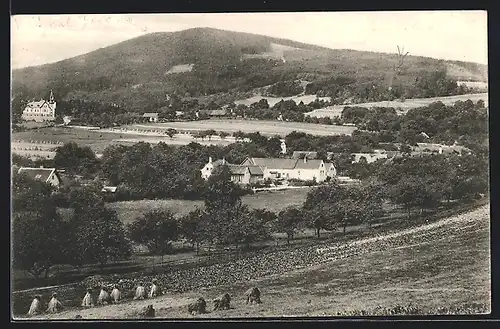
[
  {"xmin": 304, "ymin": 69, "xmax": 481, "ymax": 103},
  {"xmin": 104, "ymin": 149, "xmax": 490, "ymax": 259},
  {"xmin": 12, "ymin": 174, "xmax": 132, "ymax": 279},
  {"xmin": 14, "ymin": 98, "xmax": 485, "ymax": 201},
  {"xmin": 12, "ymin": 142, "xmax": 488, "ymax": 281},
  {"xmin": 341, "ymin": 99, "xmax": 488, "ymax": 149}
]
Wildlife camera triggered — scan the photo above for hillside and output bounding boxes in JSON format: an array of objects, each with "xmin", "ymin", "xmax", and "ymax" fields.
[
  {"xmin": 21, "ymin": 204, "xmax": 490, "ymax": 319},
  {"xmin": 12, "ymin": 28, "xmax": 487, "ymax": 112}
]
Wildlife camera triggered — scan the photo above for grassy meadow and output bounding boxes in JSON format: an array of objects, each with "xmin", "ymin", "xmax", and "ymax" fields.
[{"xmin": 108, "ymin": 188, "xmax": 313, "ymax": 225}]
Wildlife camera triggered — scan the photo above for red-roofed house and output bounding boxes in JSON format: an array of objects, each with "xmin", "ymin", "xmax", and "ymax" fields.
[{"xmin": 17, "ymin": 167, "xmax": 62, "ymax": 187}]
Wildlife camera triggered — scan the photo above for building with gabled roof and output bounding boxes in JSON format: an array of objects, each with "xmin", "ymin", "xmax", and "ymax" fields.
[
  {"xmin": 22, "ymin": 90, "xmax": 57, "ymax": 122},
  {"xmin": 200, "ymin": 157, "xmax": 264, "ymax": 185},
  {"xmin": 17, "ymin": 167, "xmax": 62, "ymax": 187},
  {"xmin": 241, "ymin": 156, "xmax": 331, "ymax": 182}
]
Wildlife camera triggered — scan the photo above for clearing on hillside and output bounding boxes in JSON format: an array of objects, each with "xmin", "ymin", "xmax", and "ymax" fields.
[
  {"xmin": 27, "ymin": 204, "xmax": 490, "ymax": 319},
  {"xmin": 306, "ymin": 93, "xmax": 489, "ymax": 118}
]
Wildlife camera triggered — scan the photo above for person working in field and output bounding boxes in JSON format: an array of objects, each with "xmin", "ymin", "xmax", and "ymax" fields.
[
  {"xmin": 97, "ymin": 287, "xmax": 110, "ymax": 305},
  {"xmin": 148, "ymin": 279, "xmax": 161, "ymax": 298},
  {"xmin": 27, "ymin": 295, "xmax": 42, "ymax": 317},
  {"xmin": 46, "ymin": 293, "xmax": 63, "ymax": 313},
  {"xmin": 110, "ymin": 285, "xmax": 121, "ymax": 303},
  {"xmin": 81, "ymin": 288, "xmax": 94, "ymax": 308},
  {"xmin": 134, "ymin": 282, "xmax": 146, "ymax": 300}
]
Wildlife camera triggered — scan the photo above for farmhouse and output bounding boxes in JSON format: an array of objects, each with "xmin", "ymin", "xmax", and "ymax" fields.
[
  {"xmin": 142, "ymin": 113, "xmax": 159, "ymax": 122},
  {"xmin": 200, "ymin": 157, "xmax": 264, "ymax": 185},
  {"xmin": 241, "ymin": 156, "xmax": 330, "ymax": 182},
  {"xmin": 17, "ymin": 167, "xmax": 62, "ymax": 187},
  {"xmin": 21, "ymin": 90, "xmax": 56, "ymax": 123}
]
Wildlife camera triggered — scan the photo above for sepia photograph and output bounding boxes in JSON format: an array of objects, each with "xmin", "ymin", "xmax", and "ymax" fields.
[{"xmin": 10, "ymin": 11, "xmax": 490, "ymax": 320}]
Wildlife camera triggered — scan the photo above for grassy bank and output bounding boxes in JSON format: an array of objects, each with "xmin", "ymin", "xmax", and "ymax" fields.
[{"xmin": 18, "ymin": 203, "xmax": 490, "ymax": 319}]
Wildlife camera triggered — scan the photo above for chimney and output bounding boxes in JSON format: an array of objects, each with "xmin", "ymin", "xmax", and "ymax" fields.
[{"xmin": 209, "ymin": 157, "xmax": 212, "ymax": 164}]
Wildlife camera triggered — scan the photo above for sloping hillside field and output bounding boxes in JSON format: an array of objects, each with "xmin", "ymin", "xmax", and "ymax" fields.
[
  {"xmin": 20, "ymin": 204, "xmax": 490, "ymax": 319},
  {"xmin": 307, "ymin": 93, "xmax": 489, "ymax": 118}
]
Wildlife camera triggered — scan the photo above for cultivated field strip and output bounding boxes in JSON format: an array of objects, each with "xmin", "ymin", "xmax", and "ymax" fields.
[
  {"xmin": 124, "ymin": 120, "xmax": 357, "ymax": 136},
  {"xmin": 306, "ymin": 93, "xmax": 489, "ymax": 118}
]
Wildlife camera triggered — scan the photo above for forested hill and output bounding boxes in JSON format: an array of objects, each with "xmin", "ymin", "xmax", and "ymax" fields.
[{"xmin": 12, "ymin": 27, "xmax": 488, "ymax": 112}]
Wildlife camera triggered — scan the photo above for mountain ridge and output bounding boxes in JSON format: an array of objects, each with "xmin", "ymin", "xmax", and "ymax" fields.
[{"xmin": 12, "ymin": 27, "xmax": 488, "ymax": 111}]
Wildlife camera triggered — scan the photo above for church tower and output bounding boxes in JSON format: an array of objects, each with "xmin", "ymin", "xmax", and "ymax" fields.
[{"xmin": 49, "ymin": 90, "xmax": 55, "ymax": 104}]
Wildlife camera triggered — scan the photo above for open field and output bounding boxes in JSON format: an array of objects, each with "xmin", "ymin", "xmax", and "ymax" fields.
[
  {"xmin": 456, "ymin": 81, "xmax": 488, "ymax": 89},
  {"xmin": 11, "ymin": 118, "xmax": 355, "ymax": 155},
  {"xmin": 11, "ymin": 127, "xmax": 236, "ymax": 153},
  {"xmin": 306, "ymin": 93, "xmax": 489, "ymax": 118},
  {"xmin": 124, "ymin": 120, "xmax": 356, "ymax": 137},
  {"xmin": 11, "ymin": 127, "xmax": 141, "ymax": 153},
  {"xmin": 11, "ymin": 141, "xmax": 61, "ymax": 160},
  {"xmin": 108, "ymin": 188, "xmax": 313, "ymax": 225},
  {"xmin": 22, "ymin": 204, "xmax": 490, "ymax": 319},
  {"xmin": 234, "ymin": 94, "xmax": 331, "ymax": 107}
]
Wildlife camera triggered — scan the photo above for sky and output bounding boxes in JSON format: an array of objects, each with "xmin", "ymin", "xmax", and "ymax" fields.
[{"xmin": 11, "ymin": 11, "xmax": 488, "ymax": 69}]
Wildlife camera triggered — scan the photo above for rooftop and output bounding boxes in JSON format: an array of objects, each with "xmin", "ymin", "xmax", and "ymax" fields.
[{"xmin": 17, "ymin": 167, "xmax": 57, "ymax": 183}]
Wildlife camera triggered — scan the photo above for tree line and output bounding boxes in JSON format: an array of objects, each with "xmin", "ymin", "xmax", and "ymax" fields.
[
  {"xmin": 12, "ymin": 99, "xmax": 488, "ymax": 202},
  {"xmin": 12, "ymin": 148, "xmax": 488, "ymax": 281},
  {"xmin": 341, "ymin": 99, "xmax": 488, "ymax": 153}
]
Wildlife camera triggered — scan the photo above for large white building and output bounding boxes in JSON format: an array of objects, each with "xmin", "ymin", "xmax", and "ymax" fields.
[
  {"xmin": 21, "ymin": 90, "xmax": 57, "ymax": 122},
  {"xmin": 241, "ymin": 156, "xmax": 336, "ymax": 183}
]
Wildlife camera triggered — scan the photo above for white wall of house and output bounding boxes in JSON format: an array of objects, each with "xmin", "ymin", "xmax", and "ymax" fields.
[
  {"xmin": 263, "ymin": 166, "xmax": 327, "ymax": 182},
  {"xmin": 326, "ymin": 164, "xmax": 337, "ymax": 178},
  {"xmin": 48, "ymin": 173, "xmax": 61, "ymax": 187},
  {"xmin": 200, "ymin": 161, "xmax": 214, "ymax": 180}
]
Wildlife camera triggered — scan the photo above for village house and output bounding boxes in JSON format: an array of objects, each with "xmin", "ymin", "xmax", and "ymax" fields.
[
  {"xmin": 21, "ymin": 90, "xmax": 57, "ymax": 123},
  {"xmin": 142, "ymin": 113, "xmax": 159, "ymax": 122},
  {"xmin": 241, "ymin": 156, "xmax": 331, "ymax": 182},
  {"xmin": 200, "ymin": 157, "xmax": 264, "ymax": 185},
  {"xmin": 324, "ymin": 162, "xmax": 337, "ymax": 178},
  {"xmin": 17, "ymin": 167, "xmax": 62, "ymax": 187}
]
